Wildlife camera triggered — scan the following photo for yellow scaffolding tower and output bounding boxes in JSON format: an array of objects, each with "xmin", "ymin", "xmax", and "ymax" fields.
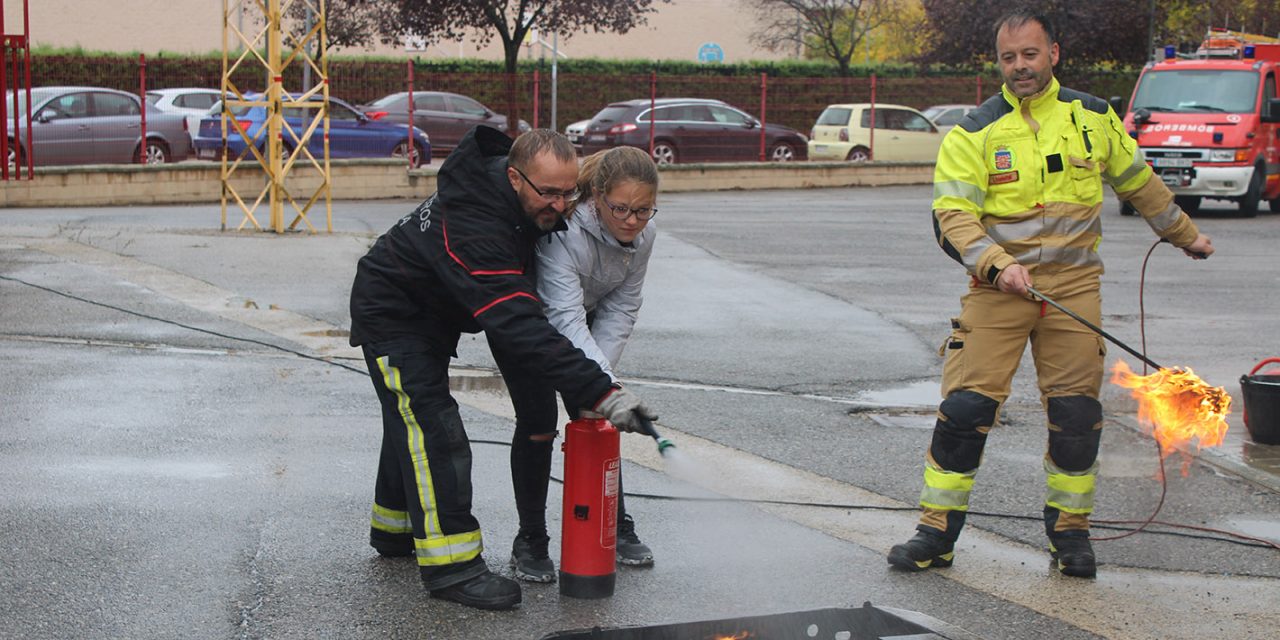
[{"xmin": 220, "ymin": 0, "xmax": 331, "ymax": 233}]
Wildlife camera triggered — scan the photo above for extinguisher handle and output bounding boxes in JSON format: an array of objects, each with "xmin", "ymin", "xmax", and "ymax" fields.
[{"xmin": 1249, "ymin": 357, "xmax": 1280, "ymax": 376}]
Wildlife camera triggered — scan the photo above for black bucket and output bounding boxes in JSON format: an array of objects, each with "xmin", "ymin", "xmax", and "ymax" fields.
[{"xmin": 1240, "ymin": 358, "xmax": 1280, "ymax": 445}]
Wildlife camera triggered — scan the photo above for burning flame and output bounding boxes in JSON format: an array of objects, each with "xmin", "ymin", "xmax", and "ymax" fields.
[
  {"xmin": 1110, "ymin": 360, "xmax": 1231, "ymax": 471},
  {"xmin": 709, "ymin": 633, "xmax": 751, "ymax": 640}
]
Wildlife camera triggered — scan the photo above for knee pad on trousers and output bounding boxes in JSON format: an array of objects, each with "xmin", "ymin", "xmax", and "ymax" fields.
[
  {"xmin": 1047, "ymin": 395, "xmax": 1103, "ymax": 472},
  {"xmin": 930, "ymin": 390, "xmax": 999, "ymax": 472}
]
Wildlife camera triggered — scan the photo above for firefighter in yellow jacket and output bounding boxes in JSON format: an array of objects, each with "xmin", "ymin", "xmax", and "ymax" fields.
[{"xmin": 888, "ymin": 10, "xmax": 1215, "ymax": 578}]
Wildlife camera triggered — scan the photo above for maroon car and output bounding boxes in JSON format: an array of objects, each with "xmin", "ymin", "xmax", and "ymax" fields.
[
  {"xmin": 579, "ymin": 98, "xmax": 808, "ymax": 165},
  {"xmin": 360, "ymin": 91, "xmax": 529, "ymax": 156}
]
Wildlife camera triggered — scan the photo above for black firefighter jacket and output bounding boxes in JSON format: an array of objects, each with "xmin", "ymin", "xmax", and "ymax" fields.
[{"xmin": 349, "ymin": 125, "xmax": 613, "ymax": 411}]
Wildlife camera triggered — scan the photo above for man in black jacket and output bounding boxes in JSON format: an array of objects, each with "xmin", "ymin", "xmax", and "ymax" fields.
[{"xmin": 350, "ymin": 127, "xmax": 655, "ymax": 610}]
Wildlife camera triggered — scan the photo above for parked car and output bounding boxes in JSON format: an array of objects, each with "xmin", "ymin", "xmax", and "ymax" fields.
[
  {"xmin": 5, "ymin": 86, "xmax": 193, "ymax": 169},
  {"xmin": 807, "ymin": 103, "xmax": 943, "ymax": 162},
  {"xmin": 922, "ymin": 103, "xmax": 979, "ymax": 131},
  {"xmin": 192, "ymin": 94, "xmax": 431, "ymax": 167},
  {"xmin": 147, "ymin": 88, "xmax": 222, "ymax": 137},
  {"xmin": 579, "ymin": 98, "xmax": 808, "ymax": 165},
  {"xmin": 359, "ymin": 91, "xmax": 528, "ymax": 155},
  {"xmin": 564, "ymin": 118, "xmax": 589, "ymax": 150}
]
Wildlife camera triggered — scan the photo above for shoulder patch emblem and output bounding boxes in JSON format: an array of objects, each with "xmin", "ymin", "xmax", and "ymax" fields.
[{"xmin": 993, "ymin": 146, "xmax": 1015, "ymax": 171}]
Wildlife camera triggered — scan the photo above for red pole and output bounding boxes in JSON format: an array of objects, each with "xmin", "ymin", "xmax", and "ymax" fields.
[
  {"xmin": 533, "ymin": 69, "xmax": 540, "ymax": 129},
  {"xmin": 758, "ymin": 72, "xmax": 767, "ymax": 162},
  {"xmin": 407, "ymin": 60, "xmax": 415, "ymax": 170},
  {"xmin": 869, "ymin": 73, "xmax": 876, "ymax": 161},
  {"xmin": 10, "ymin": 36, "xmax": 19, "ymax": 176},
  {"xmin": 648, "ymin": 71, "xmax": 656, "ymax": 157},
  {"xmin": 976, "ymin": 75, "xmax": 982, "ymax": 105},
  {"xmin": 23, "ymin": 0, "xmax": 30, "ymax": 178},
  {"xmin": 139, "ymin": 53, "xmax": 148, "ymax": 164},
  {"xmin": 1, "ymin": 30, "xmax": 9, "ymax": 180}
]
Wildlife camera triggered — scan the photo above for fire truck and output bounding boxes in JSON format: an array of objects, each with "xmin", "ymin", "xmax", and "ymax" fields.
[{"xmin": 1120, "ymin": 29, "xmax": 1280, "ymax": 217}]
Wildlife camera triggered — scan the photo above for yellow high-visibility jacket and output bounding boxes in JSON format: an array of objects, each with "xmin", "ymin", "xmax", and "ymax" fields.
[{"xmin": 932, "ymin": 77, "xmax": 1200, "ymax": 298}]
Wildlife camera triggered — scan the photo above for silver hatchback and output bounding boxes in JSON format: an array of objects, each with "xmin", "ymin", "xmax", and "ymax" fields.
[{"xmin": 6, "ymin": 86, "xmax": 194, "ymax": 170}]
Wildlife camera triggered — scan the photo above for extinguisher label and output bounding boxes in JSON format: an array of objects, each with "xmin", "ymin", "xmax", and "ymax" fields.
[{"xmin": 603, "ymin": 459, "xmax": 620, "ymax": 548}]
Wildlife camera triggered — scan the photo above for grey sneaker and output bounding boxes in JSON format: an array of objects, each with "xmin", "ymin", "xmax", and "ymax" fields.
[
  {"xmin": 510, "ymin": 532, "xmax": 555, "ymax": 583},
  {"xmin": 616, "ymin": 514, "xmax": 654, "ymax": 566}
]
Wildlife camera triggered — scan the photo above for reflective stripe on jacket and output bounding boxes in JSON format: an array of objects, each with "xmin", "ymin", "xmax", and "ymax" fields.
[
  {"xmin": 536, "ymin": 200, "xmax": 655, "ymax": 383},
  {"xmin": 931, "ymin": 77, "xmax": 1200, "ymax": 298}
]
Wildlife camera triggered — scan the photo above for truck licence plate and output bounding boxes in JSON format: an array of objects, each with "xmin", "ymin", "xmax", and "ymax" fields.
[{"xmin": 1153, "ymin": 157, "xmax": 1194, "ymax": 168}]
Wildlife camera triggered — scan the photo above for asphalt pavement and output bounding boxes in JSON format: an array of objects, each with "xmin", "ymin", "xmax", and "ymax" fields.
[{"xmin": 1, "ymin": 186, "xmax": 1277, "ymax": 640}]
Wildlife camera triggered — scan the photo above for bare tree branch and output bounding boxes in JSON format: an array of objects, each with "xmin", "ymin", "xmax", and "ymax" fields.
[{"xmin": 746, "ymin": 0, "xmax": 894, "ymax": 75}]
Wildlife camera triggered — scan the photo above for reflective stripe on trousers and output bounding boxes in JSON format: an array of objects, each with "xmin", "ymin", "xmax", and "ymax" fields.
[
  {"xmin": 1045, "ymin": 457, "xmax": 1097, "ymax": 514},
  {"xmin": 371, "ymin": 503, "xmax": 412, "ymax": 534},
  {"xmin": 920, "ymin": 458, "xmax": 976, "ymax": 511},
  {"xmin": 377, "ymin": 356, "xmax": 483, "ymax": 568}
]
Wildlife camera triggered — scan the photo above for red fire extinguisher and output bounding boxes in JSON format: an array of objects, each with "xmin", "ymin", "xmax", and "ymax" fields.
[{"xmin": 559, "ymin": 415, "xmax": 619, "ymax": 598}]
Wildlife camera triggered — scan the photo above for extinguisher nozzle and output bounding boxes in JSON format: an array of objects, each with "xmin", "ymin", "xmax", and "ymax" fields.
[
  {"xmin": 655, "ymin": 437, "xmax": 675, "ymax": 456},
  {"xmin": 637, "ymin": 416, "xmax": 675, "ymax": 456}
]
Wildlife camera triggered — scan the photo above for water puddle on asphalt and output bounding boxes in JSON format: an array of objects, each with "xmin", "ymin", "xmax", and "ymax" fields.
[
  {"xmin": 863, "ymin": 413, "xmax": 936, "ymax": 430},
  {"xmin": 850, "ymin": 379, "xmax": 939, "ymax": 409},
  {"xmin": 1240, "ymin": 441, "xmax": 1280, "ymax": 476},
  {"xmin": 449, "ymin": 371, "xmax": 508, "ymax": 393},
  {"xmin": 301, "ymin": 328, "xmax": 350, "ymax": 337},
  {"xmin": 1221, "ymin": 516, "xmax": 1280, "ymax": 544}
]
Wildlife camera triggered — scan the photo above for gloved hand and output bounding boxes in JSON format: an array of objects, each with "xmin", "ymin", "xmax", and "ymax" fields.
[{"xmin": 592, "ymin": 386, "xmax": 658, "ymax": 433}]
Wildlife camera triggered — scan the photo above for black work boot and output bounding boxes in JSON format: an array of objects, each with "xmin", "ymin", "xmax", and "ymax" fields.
[
  {"xmin": 887, "ymin": 528, "xmax": 955, "ymax": 571},
  {"xmin": 1048, "ymin": 533, "xmax": 1097, "ymax": 578},
  {"xmin": 616, "ymin": 514, "xmax": 653, "ymax": 566},
  {"xmin": 510, "ymin": 531, "xmax": 555, "ymax": 583},
  {"xmin": 429, "ymin": 570, "xmax": 522, "ymax": 610}
]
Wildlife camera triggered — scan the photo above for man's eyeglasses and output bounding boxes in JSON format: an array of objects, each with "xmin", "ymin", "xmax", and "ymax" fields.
[
  {"xmin": 601, "ymin": 195, "xmax": 658, "ymax": 221},
  {"xmin": 513, "ymin": 166, "xmax": 580, "ymax": 202}
]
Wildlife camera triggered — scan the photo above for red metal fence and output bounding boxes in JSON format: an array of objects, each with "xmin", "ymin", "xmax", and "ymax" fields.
[
  {"xmin": 10, "ymin": 54, "xmax": 1142, "ymax": 169},
  {"xmin": 0, "ymin": 0, "xmax": 32, "ymax": 180}
]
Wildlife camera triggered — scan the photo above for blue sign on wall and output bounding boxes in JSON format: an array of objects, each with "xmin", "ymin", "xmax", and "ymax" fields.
[{"xmin": 697, "ymin": 42, "xmax": 725, "ymax": 63}]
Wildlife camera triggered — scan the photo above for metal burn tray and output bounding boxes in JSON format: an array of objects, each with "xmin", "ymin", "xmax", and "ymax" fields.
[{"xmin": 539, "ymin": 602, "xmax": 983, "ymax": 640}]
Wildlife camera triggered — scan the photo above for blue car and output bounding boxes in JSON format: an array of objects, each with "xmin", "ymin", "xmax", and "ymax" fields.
[{"xmin": 193, "ymin": 94, "xmax": 431, "ymax": 167}]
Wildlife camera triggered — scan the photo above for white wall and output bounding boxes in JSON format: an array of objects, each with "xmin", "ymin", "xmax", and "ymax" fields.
[{"xmin": 8, "ymin": 0, "xmax": 787, "ymax": 63}]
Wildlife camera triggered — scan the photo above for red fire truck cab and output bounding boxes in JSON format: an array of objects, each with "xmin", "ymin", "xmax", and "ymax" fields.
[{"xmin": 1121, "ymin": 30, "xmax": 1280, "ymax": 217}]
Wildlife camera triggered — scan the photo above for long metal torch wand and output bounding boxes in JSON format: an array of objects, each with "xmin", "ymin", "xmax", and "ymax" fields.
[{"xmin": 1025, "ymin": 285, "xmax": 1164, "ymax": 371}]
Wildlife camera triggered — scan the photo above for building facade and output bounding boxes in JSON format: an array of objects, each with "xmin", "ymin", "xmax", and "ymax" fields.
[{"xmin": 8, "ymin": 0, "xmax": 786, "ymax": 63}]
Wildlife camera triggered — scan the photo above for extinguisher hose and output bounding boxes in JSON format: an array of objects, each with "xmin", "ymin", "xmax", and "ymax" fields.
[{"xmin": 637, "ymin": 415, "xmax": 676, "ymax": 456}]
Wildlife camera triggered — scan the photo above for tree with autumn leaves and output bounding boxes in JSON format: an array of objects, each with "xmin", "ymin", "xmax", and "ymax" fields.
[{"xmin": 752, "ymin": 0, "xmax": 1280, "ymax": 72}]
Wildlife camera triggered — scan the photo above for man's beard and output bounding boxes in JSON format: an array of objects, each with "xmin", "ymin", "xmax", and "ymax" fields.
[{"xmin": 530, "ymin": 206, "xmax": 560, "ymax": 231}]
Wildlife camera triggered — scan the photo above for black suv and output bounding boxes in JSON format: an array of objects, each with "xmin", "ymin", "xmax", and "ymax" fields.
[{"xmin": 579, "ymin": 98, "xmax": 807, "ymax": 164}]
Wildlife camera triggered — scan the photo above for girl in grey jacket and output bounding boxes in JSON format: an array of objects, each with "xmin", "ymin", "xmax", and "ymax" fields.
[{"xmin": 493, "ymin": 146, "xmax": 660, "ymax": 583}]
